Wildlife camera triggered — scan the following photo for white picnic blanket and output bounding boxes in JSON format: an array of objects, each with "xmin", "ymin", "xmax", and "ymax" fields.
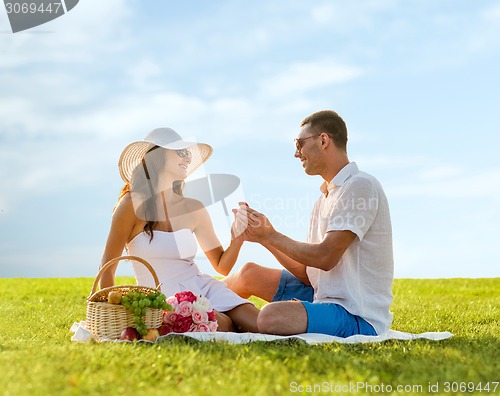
[{"xmin": 70, "ymin": 321, "xmax": 453, "ymax": 344}]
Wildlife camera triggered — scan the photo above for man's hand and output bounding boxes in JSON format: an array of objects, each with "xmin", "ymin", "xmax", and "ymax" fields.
[{"xmin": 237, "ymin": 204, "xmax": 275, "ymax": 243}]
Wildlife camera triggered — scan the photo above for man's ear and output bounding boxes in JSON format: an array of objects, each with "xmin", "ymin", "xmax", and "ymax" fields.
[{"xmin": 320, "ymin": 132, "xmax": 330, "ymax": 147}]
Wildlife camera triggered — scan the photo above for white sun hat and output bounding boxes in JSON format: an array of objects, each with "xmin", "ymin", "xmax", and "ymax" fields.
[{"xmin": 118, "ymin": 127, "xmax": 213, "ymax": 183}]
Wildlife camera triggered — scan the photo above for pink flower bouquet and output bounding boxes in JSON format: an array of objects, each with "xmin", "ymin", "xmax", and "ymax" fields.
[{"xmin": 160, "ymin": 291, "xmax": 218, "ymax": 334}]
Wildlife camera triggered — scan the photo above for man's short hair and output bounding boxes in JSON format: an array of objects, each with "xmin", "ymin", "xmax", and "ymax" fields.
[{"xmin": 301, "ymin": 110, "xmax": 348, "ymax": 151}]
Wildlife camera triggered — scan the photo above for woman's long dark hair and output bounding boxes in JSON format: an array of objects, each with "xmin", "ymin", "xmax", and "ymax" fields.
[{"xmin": 115, "ymin": 146, "xmax": 184, "ymax": 241}]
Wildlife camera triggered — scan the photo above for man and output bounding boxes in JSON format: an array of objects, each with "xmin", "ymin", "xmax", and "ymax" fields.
[{"xmin": 225, "ymin": 110, "xmax": 394, "ymax": 337}]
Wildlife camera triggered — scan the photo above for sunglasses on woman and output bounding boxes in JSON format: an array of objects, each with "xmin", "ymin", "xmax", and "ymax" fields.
[
  {"xmin": 146, "ymin": 145, "xmax": 191, "ymax": 159},
  {"xmin": 176, "ymin": 149, "xmax": 191, "ymax": 158}
]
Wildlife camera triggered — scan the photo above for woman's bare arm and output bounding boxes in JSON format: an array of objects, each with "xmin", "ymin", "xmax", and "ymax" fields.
[{"xmin": 99, "ymin": 194, "xmax": 138, "ymax": 288}]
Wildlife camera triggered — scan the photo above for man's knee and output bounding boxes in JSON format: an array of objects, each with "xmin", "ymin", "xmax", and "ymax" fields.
[
  {"xmin": 257, "ymin": 303, "xmax": 281, "ymax": 334},
  {"xmin": 257, "ymin": 302, "xmax": 308, "ymax": 335},
  {"xmin": 257, "ymin": 303, "xmax": 291, "ymax": 334}
]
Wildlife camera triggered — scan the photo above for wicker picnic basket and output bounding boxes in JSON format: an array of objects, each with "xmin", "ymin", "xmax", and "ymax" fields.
[{"xmin": 86, "ymin": 255, "xmax": 163, "ymax": 340}]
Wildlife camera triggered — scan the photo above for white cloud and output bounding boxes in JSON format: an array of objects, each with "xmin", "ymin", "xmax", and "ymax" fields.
[
  {"xmin": 417, "ymin": 165, "xmax": 461, "ymax": 181},
  {"xmin": 388, "ymin": 168, "xmax": 500, "ymax": 199},
  {"xmin": 1, "ymin": 1, "xmax": 499, "ymax": 280},
  {"xmin": 0, "ymin": 139, "xmax": 115, "ymax": 205},
  {"xmin": 467, "ymin": 3, "xmax": 500, "ymax": 54},
  {"xmin": 393, "ymin": 238, "xmax": 499, "ymax": 278},
  {"xmin": 355, "ymin": 154, "xmax": 429, "ymax": 169},
  {"xmin": 0, "ymin": 0, "xmax": 136, "ymax": 142},
  {"xmin": 353, "ymin": 155, "xmax": 500, "ymax": 199},
  {"xmin": 126, "ymin": 59, "xmax": 164, "ymax": 90},
  {"xmin": 0, "ymin": 0, "xmax": 133, "ymax": 68},
  {"xmin": 0, "ymin": 87, "xmax": 314, "ymax": 213},
  {"xmin": 310, "ymin": 0, "xmax": 396, "ymax": 31},
  {"xmin": 0, "ymin": 244, "xmax": 106, "ymax": 277},
  {"xmin": 393, "ymin": 3, "xmax": 500, "ymax": 72},
  {"xmin": 54, "ymin": 91, "xmax": 312, "ymax": 144},
  {"xmin": 0, "ymin": 197, "xmax": 7, "ymax": 213},
  {"xmin": 310, "ymin": 4, "xmax": 335, "ymax": 25},
  {"xmin": 261, "ymin": 60, "xmax": 363, "ymax": 98},
  {"xmin": 481, "ymin": 3, "xmax": 500, "ymax": 20}
]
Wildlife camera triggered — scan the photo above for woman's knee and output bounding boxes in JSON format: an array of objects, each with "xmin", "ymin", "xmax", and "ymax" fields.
[
  {"xmin": 226, "ymin": 262, "xmax": 281, "ymax": 301},
  {"xmin": 215, "ymin": 311, "xmax": 235, "ymax": 332},
  {"xmin": 223, "ymin": 262, "xmax": 261, "ymax": 296},
  {"xmin": 239, "ymin": 262, "xmax": 263, "ymax": 282}
]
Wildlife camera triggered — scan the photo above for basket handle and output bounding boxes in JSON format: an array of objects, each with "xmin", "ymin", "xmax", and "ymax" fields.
[{"xmin": 89, "ymin": 255, "xmax": 161, "ymax": 296}]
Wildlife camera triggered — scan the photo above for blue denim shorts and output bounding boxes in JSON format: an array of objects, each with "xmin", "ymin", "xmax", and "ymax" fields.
[{"xmin": 272, "ymin": 270, "xmax": 377, "ymax": 337}]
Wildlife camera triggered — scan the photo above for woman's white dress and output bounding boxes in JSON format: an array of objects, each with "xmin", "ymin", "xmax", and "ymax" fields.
[{"xmin": 126, "ymin": 228, "xmax": 250, "ymax": 312}]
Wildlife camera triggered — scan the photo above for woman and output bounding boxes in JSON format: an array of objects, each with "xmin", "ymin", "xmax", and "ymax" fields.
[{"xmin": 100, "ymin": 127, "xmax": 259, "ymax": 332}]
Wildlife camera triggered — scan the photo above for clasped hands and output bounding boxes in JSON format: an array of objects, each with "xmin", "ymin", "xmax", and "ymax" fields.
[{"xmin": 231, "ymin": 202, "xmax": 275, "ymax": 243}]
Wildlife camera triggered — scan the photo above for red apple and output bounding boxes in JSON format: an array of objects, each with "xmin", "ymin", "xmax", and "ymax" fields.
[
  {"xmin": 143, "ymin": 328, "xmax": 160, "ymax": 342},
  {"xmin": 120, "ymin": 327, "xmax": 140, "ymax": 341},
  {"xmin": 158, "ymin": 323, "xmax": 172, "ymax": 336}
]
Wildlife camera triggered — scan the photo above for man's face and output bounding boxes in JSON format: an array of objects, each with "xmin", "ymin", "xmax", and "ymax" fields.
[{"xmin": 294, "ymin": 124, "xmax": 322, "ymax": 175}]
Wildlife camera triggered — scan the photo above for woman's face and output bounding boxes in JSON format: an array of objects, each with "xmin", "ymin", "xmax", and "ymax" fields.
[{"xmin": 164, "ymin": 148, "xmax": 192, "ymax": 180}]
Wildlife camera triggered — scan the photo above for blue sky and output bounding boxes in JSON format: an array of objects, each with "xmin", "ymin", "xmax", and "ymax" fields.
[{"xmin": 1, "ymin": 0, "xmax": 499, "ymax": 279}]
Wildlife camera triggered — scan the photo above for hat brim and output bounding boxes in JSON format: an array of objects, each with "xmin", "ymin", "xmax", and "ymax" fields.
[{"xmin": 118, "ymin": 140, "xmax": 213, "ymax": 183}]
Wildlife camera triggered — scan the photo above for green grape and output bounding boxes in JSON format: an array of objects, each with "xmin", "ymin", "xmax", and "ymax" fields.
[
  {"xmin": 119, "ymin": 289, "xmax": 167, "ymax": 335},
  {"xmin": 139, "ymin": 325, "xmax": 147, "ymax": 334}
]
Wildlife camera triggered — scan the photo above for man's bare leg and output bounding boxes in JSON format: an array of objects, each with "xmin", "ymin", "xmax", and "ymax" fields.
[
  {"xmin": 257, "ymin": 300, "xmax": 308, "ymax": 335},
  {"xmin": 223, "ymin": 262, "xmax": 282, "ymax": 302}
]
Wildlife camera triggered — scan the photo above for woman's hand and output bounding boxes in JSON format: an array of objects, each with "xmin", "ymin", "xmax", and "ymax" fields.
[
  {"xmin": 231, "ymin": 202, "xmax": 250, "ymax": 242},
  {"xmin": 233, "ymin": 203, "xmax": 276, "ymax": 244}
]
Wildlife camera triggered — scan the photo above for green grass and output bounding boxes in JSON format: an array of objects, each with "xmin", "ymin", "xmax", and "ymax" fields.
[{"xmin": 0, "ymin": 278, "xmax": 498, "ymax": 396}]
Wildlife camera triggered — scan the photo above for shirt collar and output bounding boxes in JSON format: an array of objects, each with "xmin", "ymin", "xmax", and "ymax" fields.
[{"xmin": 320, "ymin": 162, "xmax": 359, "ymax": 196}]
